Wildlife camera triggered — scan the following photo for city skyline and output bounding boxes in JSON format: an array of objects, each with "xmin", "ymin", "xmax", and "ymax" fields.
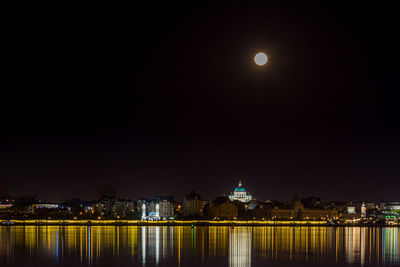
[{"xmin": 0, "ymin": 179, "xmax": 397, "ymax": 204}]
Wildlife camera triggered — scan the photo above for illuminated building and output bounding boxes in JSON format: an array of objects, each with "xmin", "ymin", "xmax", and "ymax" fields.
[
  {"xmin": 383, "ymin": 202, "xmax": 400, "ymax": 211},
  {"xmin": 380, "ymin": 202, "xmax": 400, "ymax": 220},
  {"xmin": 150, "ymin": 196, "xmax": 175, "ymax": 219},
  {"xmin": 347, "ymin": 206, "xmax": 356, "ymax": 214},
  {"xmin": 228, "ymin": 180, "xmax": 252, "ymax": 202},
  {"xmin": 138, "ymin": 199, "xmax": 149, "ymax": 219},
  {"xmin": 361, "ymin": 203, "xmax": 366, "ymax": 218},
  {"xmin": 140, "ymin": 197, "xmax": 174, "ymax": 220},
  {"xmin": 183, "ymin": 191, "xmax": 203, "ymax": 217},
  {"xmin": 31, "ymin": 203, "xmax": 59, "ymax": 213},
  {"xmin": 0, "ymin": 203, "xmax": 13, "ymax": 215},
  {"xmin": 340, "ymin": 202, "xmax": 376, "ymax": 219},
  {"xmin": 158, "ymin": 199, "xmax": 174, "ymax": 219},
  {"xmin": 146, "ymin": 203, "xmax": 160, "ymax": 220},
  {"xmin": 141, "ymin": 203, "xmax": 146, "ymax": 220}
]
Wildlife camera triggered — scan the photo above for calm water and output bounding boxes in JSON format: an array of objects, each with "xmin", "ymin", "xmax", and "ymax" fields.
[{"xmin": 0, "ymin": 226, "xmax": 399, "ymax": 266}]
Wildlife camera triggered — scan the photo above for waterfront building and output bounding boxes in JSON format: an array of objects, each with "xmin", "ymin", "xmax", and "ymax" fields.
[
  {"xmin": 247, "ymin": 199, "xmax": 258, "ymax": 210},
  {"xmin": 95, "ymin": 197, "xmax": 134, "ymax": 218},
  {"xmin": 158, "ymin": 199, "xmax": 174, "ymax": 219},
  {"xmin": 380, "ymin": 202, "xmax": 400, "ymax": 219},
  {"xmin": 148, "ymin": 197, "xmax": 174, "ymax": 219},
  {"xmin": 115, "ymin": 198, "xmax": 135, "ymax": 217},
  {"xmin": 361, "ymin": 203, "xmax": 367, "ymax": 218},
  {"xmin": 271, "ymin": 195, "xmax": 338, "ymax": 220},
  {"xmin": 382, "ymin": 202, "xmax": 400, "ymax": 211},
  {"xmin": 183, "ymin": 190, "xmax": 203, "ymax": 217},
  {"xmin": 175, "ymin": 201, "xmax": 183, "ymax": 215},
  {"xmin": 31, "ymin": 203, "xmax": 59, "ymax": 214},
  {"xmin": 338, "ymin": 202, "xmax": 377, "ymax": 219},
  {"xmin": 253, "ymin": 204, "xmax": 272, "ymax": 220},
  {"xmin": 228, "ymin": 180, "xmax": 252, "ymax": 202},
  {"xmin": 141, "ymin": 203, "xmax": 146, "ymax": 219},
  {"xmin": 138, "ymin": 199, "xmax": 149, "ymax": 219},
  {"xmin": 0, "ymin": 204, "xmax": 13, "ymax": 209},
  {"xmin": 206, "ymin": 196, "xmax": 238, "ymax": 219},
  {"xmin": 140, "ymin": 196, "xmax": 175, "ymax": 220},
  {"xmin": 0, "ymin": 203, "xmax": 14, "ymax": 216},
  {"xmin": 147, "ymin": 202, "xmax": 160, "ymax": 220}
]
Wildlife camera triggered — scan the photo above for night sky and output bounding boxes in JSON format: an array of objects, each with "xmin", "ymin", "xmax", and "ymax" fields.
[{"xmin": 3, "ymin": 2, "xmax": 400, "ymax": 202}]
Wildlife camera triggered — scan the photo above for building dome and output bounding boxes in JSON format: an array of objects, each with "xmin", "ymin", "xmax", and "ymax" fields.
[
  {"xmin": 229, "ymin": 180, "xmax": 252, "ymax": 202},
  {"xmin": 235, "ymin": 187, "xmax": 246, "ymax": 192}
]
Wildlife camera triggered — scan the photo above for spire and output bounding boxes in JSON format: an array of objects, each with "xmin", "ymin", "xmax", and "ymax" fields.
[{"xmin": 238, "ymin": 180, "xmax": 242, "ymax": 187}]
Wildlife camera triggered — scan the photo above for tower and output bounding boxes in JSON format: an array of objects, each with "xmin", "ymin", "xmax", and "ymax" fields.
[
  {"xmin": 156, "ymin": 203, "xmax": 160, "ymax": 218},
  {"xmin": 141, "ymin": 203, "xmax": 146, "ymax": 220}
]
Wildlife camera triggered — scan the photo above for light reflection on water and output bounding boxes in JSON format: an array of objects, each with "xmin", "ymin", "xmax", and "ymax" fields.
[{"xmin": 0, "ymin": 226, "xmax": 399, "ymax": 266}]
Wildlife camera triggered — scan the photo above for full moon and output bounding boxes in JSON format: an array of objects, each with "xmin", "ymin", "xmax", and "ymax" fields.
[{"xmin": 254, "ymin": 52, "xmax": 268, "ymax": 66}]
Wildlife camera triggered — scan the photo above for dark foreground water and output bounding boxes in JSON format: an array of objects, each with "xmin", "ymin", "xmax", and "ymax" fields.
[{"xmin": 0, "ymin": 226, "xmax": 399, "ymax": 266}]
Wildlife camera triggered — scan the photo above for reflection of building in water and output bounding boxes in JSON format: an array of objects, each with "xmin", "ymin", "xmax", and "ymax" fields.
[
  {"xmin": 147, "ymin": 226, "xmax": 160, "ymax": 265},
  {"xmin": 344, "ymin": 227, "xmax": 361, "ymax": 264},
  {"xmin": 141, "ymin": 226, "xmax": 146, "ymax": 266},
  {"xmin": 229, "ymin": 227, "xmax": 251, "ymax": 267},
  {"xmin": 383, "ymin": 227, "xmax": 400, "ymax": 265},
  {"xmin": 0, "ymin": 225, "xmax": 399, "ymax": 266}
]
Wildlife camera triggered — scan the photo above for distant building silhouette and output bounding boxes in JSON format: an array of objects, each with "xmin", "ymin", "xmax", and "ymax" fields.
[
  {"xmin": 206, "ymin": 196, "xmax": 238, "ymax": 219},
  {"xmin": 183, "ymin": 190, "xmax": 203, "ymax": 217},
  {"xmin": 271, "ymin": 194, "xmax": 338, "ymax": 220},
  {"xmin": 94, "ymin": 196, "xmax": 134, "ymax": 218}
]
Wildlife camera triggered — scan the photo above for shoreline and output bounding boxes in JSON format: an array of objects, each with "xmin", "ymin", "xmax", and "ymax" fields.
[{"xmin": 1, "ymin": 219, "xmax": 398, "ymax": 227}]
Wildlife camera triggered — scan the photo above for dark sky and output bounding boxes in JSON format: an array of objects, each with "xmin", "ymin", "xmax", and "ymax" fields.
[{"xmin": 3, "ymin": 2, "xmax": 400, "ymax": 202}]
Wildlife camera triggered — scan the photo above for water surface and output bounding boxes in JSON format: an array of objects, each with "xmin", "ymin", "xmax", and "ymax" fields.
[{"xmin": 0, "ymin": 226, "xmax": 399, "ymax": 266}]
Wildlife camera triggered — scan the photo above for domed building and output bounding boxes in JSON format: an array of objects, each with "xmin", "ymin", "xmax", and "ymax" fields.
[{"xmin": 229, "ymin": 180, "xmax": 252, "ymax": 202}]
